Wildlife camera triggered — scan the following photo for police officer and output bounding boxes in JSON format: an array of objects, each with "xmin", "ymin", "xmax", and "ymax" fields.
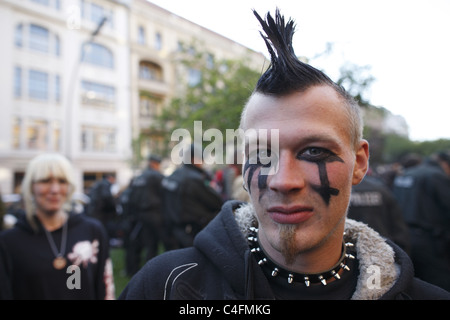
[
  {"xmin": 125, "ymin": 155, "xmax": 164, "ymax": 276},
  {"xmin": 393, "ymin": 151, "xmax": 450, "ymax": 291},
  {"xmin": 348, "ymin": 175, "xmax": 410, "ymax": 253},
  {"xmin": 162, "ymin": 144, "xmax": 223, "ymax": 249}
]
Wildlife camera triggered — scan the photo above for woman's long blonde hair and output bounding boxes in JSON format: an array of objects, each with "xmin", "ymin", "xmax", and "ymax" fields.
[{"xmin": 21, "ymin": 153, "xmax": 76, "ymax": 231}]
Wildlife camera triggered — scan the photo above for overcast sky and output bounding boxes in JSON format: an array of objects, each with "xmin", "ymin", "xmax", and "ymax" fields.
[{"xmin": 148, "ymin": 0, "xmax": 450, "ymax": 141}]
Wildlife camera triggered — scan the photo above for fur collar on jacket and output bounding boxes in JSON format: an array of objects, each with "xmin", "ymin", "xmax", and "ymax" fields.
[{"xmin": 234, "ymin": 202, "xmax": 399, "ymax": 300}]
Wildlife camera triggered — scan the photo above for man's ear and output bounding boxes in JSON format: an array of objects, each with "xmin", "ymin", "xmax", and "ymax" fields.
[{"xmin": 352, "ymin": 139, "xmax": 369, "ymax": 185}]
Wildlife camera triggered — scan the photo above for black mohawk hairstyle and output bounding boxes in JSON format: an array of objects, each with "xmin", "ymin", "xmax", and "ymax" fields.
[{"xmin": 253, "ymin": 8, "xmax": 335, "ymax": 95}]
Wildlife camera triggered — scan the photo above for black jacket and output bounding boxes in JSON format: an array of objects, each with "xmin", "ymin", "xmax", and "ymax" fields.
[
  {"xmin": 162, "ymin": 164, "xmax": 223, "ymax": 247},
  {"xmin": 128, "ymin": 167, "xmax": 164, "ymax": 225},
  {"xmin": 0, "ymin": 213, "xmax": 114, "ymax": 299},
  {"xmin": 393, "ymin": 160, "xmax": 450, "ymax": 233},
  {"xmin": 119, "ymin": 201, "xmax": 450, "ymax": 300},
  {"xmin": 348, "ymin": 176, "xmax": 410, "ymax": 253}
]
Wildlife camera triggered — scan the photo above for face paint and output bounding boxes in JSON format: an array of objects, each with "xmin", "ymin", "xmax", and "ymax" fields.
[
  {"xmin": 244, "ymin": 147, "xmax": 343, "ymax": 206},
  {"xmin": 243, "ymin": 160, "xmax": 258, "ymax": 194},
  {"xmin": 297, "ymin": 148, "xmax": 344, "ymax": 205},
  {"xmin": 243, "ymin": 149, "xmax": 275, "ymax": 195},
  {"xmin": 243, "ymin": 159, "xmax": 272, "ymax": 195}
]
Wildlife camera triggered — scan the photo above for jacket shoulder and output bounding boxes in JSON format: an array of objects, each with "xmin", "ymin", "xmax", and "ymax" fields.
[
  {"xmin": 402, "ymin": 277, "xmax": 450, "ymax": 300},
  {"xmin": 119, "ymin": 248, "xmax": 207, "ymax": 300}
]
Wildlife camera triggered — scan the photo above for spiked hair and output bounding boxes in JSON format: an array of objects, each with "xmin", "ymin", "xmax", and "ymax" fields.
[
  {"xmin": 253, "ymin": 9, "xmax": 335, "ymax": 95},
  {"xmin": 244, "ymin": 9, "xmax": 363, "ymax": 149}
]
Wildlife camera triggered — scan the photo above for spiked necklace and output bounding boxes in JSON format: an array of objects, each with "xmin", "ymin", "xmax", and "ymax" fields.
[{"xmin": 248, "ymin": 227, "xmax": 356, "ymax": 287}]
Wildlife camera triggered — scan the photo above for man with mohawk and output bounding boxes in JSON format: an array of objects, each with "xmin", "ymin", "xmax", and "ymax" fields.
[{"xmin": 120, "ymin": 9, "xmax": 449, "ymax": 300}]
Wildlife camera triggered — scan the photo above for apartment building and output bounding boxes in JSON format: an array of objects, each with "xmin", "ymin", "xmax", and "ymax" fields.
[
  {"xmin": 0, "ymin": 0, "xmax": 132, "ymax": 195},
  {"xmin": 0, "ymin": 0, "xmax": 265, "ymax": 196},
  {"xmin": 129, "ymin": 0, "xmax": 265, "ymax": 164}
]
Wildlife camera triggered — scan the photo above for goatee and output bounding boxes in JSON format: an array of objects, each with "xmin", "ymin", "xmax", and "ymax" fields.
[{"xmin": 279, "ymin": 224, "xmax": 297, "ymax": 266}]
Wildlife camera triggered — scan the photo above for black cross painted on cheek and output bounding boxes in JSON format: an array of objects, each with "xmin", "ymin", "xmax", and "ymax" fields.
[{"xmin": 309, "ymin": 154, "xmax": 344, "ymax": 206}]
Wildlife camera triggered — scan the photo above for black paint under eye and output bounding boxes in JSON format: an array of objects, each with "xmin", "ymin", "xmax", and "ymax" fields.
[
  {"xmin": 311, "ymin": 161, "xmax": 340, "ymax": 205},
  {"xmin": 243, "ymin": 160, "xmax": 259, "ymax": 194},
  {"xmin": 298, "ymin": 148, "xmax": 344, "ymax": 205},
  {"xmin": 243, "ymin": 147, "xmax": 344, "ymax": 207},
  {"xmin": 243, "ymin": 151, "xmax": 274, "ymax": 195}
]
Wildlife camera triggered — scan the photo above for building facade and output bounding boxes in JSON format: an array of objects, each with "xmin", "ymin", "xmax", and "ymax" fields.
[{"xmin": 0, "ymin": 0, "xmax": 265, "ymax": 196}]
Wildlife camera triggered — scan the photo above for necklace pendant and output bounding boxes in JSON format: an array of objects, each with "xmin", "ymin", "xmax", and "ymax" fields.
[{"xmin": 53, "ymin": 256, "xmax": 67, "ymax": 270}]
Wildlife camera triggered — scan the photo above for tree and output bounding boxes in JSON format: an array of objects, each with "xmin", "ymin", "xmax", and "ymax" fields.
[{"xmin": 152, "ymin": 42, "xmax": 262, "ymax": 156}]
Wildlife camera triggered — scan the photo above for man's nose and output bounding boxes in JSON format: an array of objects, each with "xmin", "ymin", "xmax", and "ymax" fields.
[{"xmin": 267, "ymin": 153, "xmax": 306, "ymax": 194}]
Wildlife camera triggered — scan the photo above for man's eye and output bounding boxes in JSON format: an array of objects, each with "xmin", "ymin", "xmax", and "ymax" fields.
[
  {"xmin": 306, "ymin": 148, "xmax": 325, "ymax": 156},
  {"xmin": 298, "ymin": 147, "xmax": 331, "ymax": 162}
]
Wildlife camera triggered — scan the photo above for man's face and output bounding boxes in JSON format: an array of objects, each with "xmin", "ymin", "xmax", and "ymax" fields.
[{"xmin": 242, "ymin": 85, "xmax": 368, "ymax": 267}]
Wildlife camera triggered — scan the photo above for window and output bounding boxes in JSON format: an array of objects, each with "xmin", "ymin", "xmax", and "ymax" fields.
[
  {"xmin": 82, "ymin": 42, "xmax": 113, "ymax": 69},
  {"xmin": 90, "ymin": 3, "xmax": 104, "ymax": 25},
  {"xmin": 81, "ymin": 1, "xmax": 114, "ymax": 29},
  {"xmin": 138, "ymin": 26, "xmax": 146, "ymax": 45},
  {"xmin": 26, "ymin": 119, "xmax": 48, "ymax": 149},
  {"xmin": 81, "ymin": 80, "xmax": 115, "ymax": 108},
  {"xmin": 20, "ymin": 68, "xmax": 60, "ymax": 102},
  {"xmin": 81, "ymin": 126, "xmax": 116, "ymax": 152},
  {"xmin": 188, "ymin": 68, "xmax": 202, "ymax": 87},
  {"xmin": 206, "ymin": 53, "xmax": 214, "ymax": 69},
  {"xmin": 12, "ymin": 117, "xmax": 60, "ymax": 151},
  {"xmin": 139, "ymin": 92, "xmax": 162, "ymax": 118},
  {"xmin": 14, "ymin": 67, "xmax": 22, "ymax": 98},
  {"xmin": 15, "ymin": 24, "xmax": 23, "ymax": 47},
  {"xmin": 55, "ymin": 75, "xmax": 60, "ymax": 102},
  {"xmin": 54, "ymin": 35, "xmax": 60, "ymax": 56},
  {"xmin": 154, "ymin": 32, "xmax": 162, "ymax": 51},
  {"xmin": 29, "ymin": 24, "xmax": 49, "ymax": 53},
  {"xmin": 30, "ymin": 0, "xmax": 60, "ymax": 10},
  {"xmin": 29, "ymin": 70, "xmax": 48, "ymax": 100},
  {"xmin": 12, "ymin": 117, "xmax": 21, "ymax": 149},
  {"xmin": 15, "ymin": 23, "xmax": 60, "ymax": 56},
  {"xmin": 139, "ymin": 61, "xmax": 163, "ymax": 81},
  {"xmin": 31, "ymin": 0, "xmax": 49, "ymax": 6}
]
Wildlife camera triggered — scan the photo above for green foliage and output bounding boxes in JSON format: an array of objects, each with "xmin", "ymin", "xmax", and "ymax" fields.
[
  {"xmin": 383, "ymin": 135, "xmax": 450, "ymax": 163},
  {"xmin": 152, "ymin": 42, "xmax": 262, "ymax": 156}
]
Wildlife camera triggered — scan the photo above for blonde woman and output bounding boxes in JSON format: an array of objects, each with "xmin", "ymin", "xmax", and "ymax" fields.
[{"xmin": 0, "ymin": 153, "xmax": 115, "ymax": 299}]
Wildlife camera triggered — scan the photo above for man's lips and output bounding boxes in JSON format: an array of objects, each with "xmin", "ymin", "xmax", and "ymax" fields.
[{"xmin": 267, "ymin": 205, "xmax": 314, "ymax": 224}]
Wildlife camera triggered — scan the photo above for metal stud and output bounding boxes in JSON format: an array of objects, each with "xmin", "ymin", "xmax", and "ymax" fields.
[
  {"xmin": 258, "ymin": 258, "xmax": 267, "ymax": 265},
  {"xmin": 345, "ymin": 253, "xmax": 355, "ymax": 259},
  {"xmin": 248, "ymin": 236, "xmax": 258, "ymax": 242},
  {"xmin": 250, "ymin": 247, "xmax": 260, "ymax": 253},
  {"xmin": 271, "ymin": 268, "xmax": 279, "ymax": 277},
  {"xmin": 249, "ymin": 227, "xmax": 258, "ymax": 233},
  {"xmin": 345, "ymin": 242, "xmax": 354, "ymax": 247},
  {"xmin": 340, "ymin": 262, "xmax": 350, "ymax": 271},
  {"xmin": 304, "ymin": 276, "xmax": 310, "ymax": 287},
  {"xmin": 288, "ymin": 274, "xmax": 294, "ymax": 284},
  {"xmin": 331, "ymin": 270, "xmax": 340, "ymax": 280},
  {"xmin": 318, "ymin": 275, "xmax": 327, "ymax": 286}
]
